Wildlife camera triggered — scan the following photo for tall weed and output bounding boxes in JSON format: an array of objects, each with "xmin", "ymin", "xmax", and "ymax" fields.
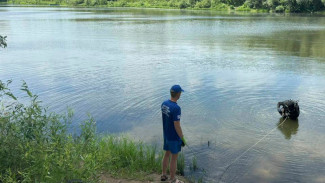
[{"xmin": 0, "ymin": 80, "xmax": 163, "ymax": 182}]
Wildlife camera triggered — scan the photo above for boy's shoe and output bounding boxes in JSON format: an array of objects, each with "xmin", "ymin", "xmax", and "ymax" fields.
[{"xmin": 161, "ymin": 175, "xmax": 168, "ymax": 181}]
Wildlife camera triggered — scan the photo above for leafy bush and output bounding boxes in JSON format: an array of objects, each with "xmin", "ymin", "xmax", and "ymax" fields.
[
  {"xmin": 66, "ymin": 0, "xmax": 84, "ymax": 5},
  {"xmin": 220, "ymin": 0, "xmax": 245, "ymax": 6},
  {"xmin": 0, "ymin": 80, "xmax": 99, "ymax": 182},
  {"xmin": 212, "ymin": 2, "xmax": 229, "ymax": 9},
  {"xmin": 179, "ymin": 0, "xmax": 190, "ymax": 8},
  {"xmin": 168, "ymin": 0, "xmax": 180, "ymax": 7},
  {"xmin": 287, "ymin": 0, "xmax": 324, "ymax": 12},
  {"xmin": 99, "ymin": 0, "xmax": 107, "ymax": 5},
  {"xmin": 189, "ymin": 0, "xmax": 198, "ymax": 6},
  {"xmin": 266, "ymin": 0, "xmax": 279, "ymax": 8},
  {"xmin": 275, "ymin": 4, "xmax": 285, "ymax": 11},
  {"xmin": 195, "ymin": 0, "xmax": 212, "ymax": 8},
  {"xmin": 85, "ymin": 0, "xmax": 91, "ymax": 5},
  {"xmin": 244, "ymin": 0, "xmax": 265, "ymax": 8},
  {"xmin": 210, "ymin": 0, "xmax": 230, "ymax": 9},
  {"xmin": 0, "ymin": 80, "xmax": 164, "ymax": 182},
  {"xmin": 236, "ymin": 2, "xmax": 251, "ymax": 10}
]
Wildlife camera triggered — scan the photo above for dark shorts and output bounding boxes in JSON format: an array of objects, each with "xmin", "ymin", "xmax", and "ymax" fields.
[{"xmin": 163, "ymin": 138, "xmax": 182, "ymax": 154}]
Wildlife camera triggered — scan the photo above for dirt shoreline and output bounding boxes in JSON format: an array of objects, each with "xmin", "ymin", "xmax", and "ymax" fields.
[{"xmin": 100, "ymin": 173, "xmax": 188, "ymax": 183}]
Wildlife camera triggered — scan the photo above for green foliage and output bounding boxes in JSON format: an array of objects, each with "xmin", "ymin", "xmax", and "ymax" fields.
[
  {"xmin": 167, "ymin": 0, "xmax": 179, "ymax": 7},
  {"xmin": 0, "ymin": 35, "xmax": 7, "ymax": 48},
  {"xmin": 297, "ymin": 0, "xmax": 324, "ymax": 12},
  {"xmin": 66, "ymin": 0, "xmax": 84, "ymax": 5},
  {"xmin": 98, "ymin": 136, "xmax": 162, "ymax": 178},
  {"xmin": 6, "ymin": 0, "xmax": 325, "ymax": 12},
  {"xmin": 191, "ymin": 156, "xmax": 198, "ymax": 171},
  {"xmin": 11, "ymin": 0, "xmax": 39, "ymax": 4},
  {"xmin": 221, "ymin": 0, "xmax": 245, "ymax": 6},
  {"xmin": 236, "ymin": 2, "xmax": 251, "ymax": 10},
  {"xmin": 179, "ymin": 0, "xmax": 190, "ymax": 8},
  {"xmin": 275, "ymin": 4, "xmax": 285, "ymax": 11},
  {"xmin": 189, "ymin": 0, "xmax": 199, "ymax": 6},
  {"xmin": 244, "ymin": 0, "xmax": 265, "ymax": 8},
  {"xmin": 114, "ymin": 0, "xmax": 128, "ymax": 7},
  {"xmin": 188, "ymin": 175, "xmax": 196, "ymax": 183},
  {"xmin": 177, "ymin": 152, "xmax": 185, "ymax": 176},
  {"xmin": 266, "ymin": 0, "xmax": 279, "ymax": 9},
  {"xmin": 198, "ymin": 176, "xmax": 203, "ymax": 183},
  {"xmin": 195, "ymin": 0, "xmax": 212, "ymax": 8},
  {"xmin": 0, "ymin": 80, "xmax": 163, "ymax": 182},
  {"xmin": 284, "ymin": 0, "xmax": 325, "ymax": 12},
  {"xmin": 89, "ymin": 0, "xmax": 107, "ymax": 5},
  {"xmin": 212, "ymin": 2, "xmax": 230, "ymax": 10}
]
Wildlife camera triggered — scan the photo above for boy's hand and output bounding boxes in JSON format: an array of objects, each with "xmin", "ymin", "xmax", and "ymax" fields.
[{"xmin": 181, "ymin": 136, "xmax": 187, "ymax": 147}]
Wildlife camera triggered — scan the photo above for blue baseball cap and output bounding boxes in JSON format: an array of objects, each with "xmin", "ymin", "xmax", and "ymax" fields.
[{"xmin": 170, "ymin": 85, "xmax": 184, "ymax": 93}]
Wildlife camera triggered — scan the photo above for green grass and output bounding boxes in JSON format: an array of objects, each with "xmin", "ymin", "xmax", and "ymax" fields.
[
  {"xmin": 191, "ymin": 156, "xmax": 198, "ymax": 171},
  {"xmin": 0, "ymin": 80, "xmax": 180, "ymax": 182},
  {"xmin": 177, "ymin": 152, "xmax": 185, "ymax": 176},
  {"xmin": 198, "ymin": 176, "xmax": 203, "ymax": 183}
]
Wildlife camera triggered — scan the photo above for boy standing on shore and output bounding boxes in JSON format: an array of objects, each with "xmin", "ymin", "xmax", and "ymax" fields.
[{"xmin": 161, "ymin": 85, "xmax": 186, "ymax": 183}]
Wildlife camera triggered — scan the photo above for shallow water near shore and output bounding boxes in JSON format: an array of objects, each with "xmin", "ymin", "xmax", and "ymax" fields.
[{"xmin": 1, "ymin": 7, "xmax": 325, "ymax": 182}]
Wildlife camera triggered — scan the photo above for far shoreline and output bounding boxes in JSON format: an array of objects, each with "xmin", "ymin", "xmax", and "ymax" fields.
[{"xmin": 1, "ymin": 2, "xmax": 325, "ymax": 14}]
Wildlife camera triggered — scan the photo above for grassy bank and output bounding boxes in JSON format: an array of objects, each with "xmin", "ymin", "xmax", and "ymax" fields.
[
  {"xmin": 0, "ymin": 80, "xmax": 186, "ymax": 182},
  {"xmin": 3, "ymin": 0, "xmax": 325, "ymax": 13}
]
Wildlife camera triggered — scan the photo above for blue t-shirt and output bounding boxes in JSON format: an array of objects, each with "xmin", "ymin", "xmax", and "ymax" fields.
[{"xmin": 161, "ymin": 100, "xmax": 181, "ymax": 141}]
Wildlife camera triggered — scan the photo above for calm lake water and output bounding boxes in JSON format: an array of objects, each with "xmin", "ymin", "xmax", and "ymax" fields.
[{"xmin": 1, "ymin": 7, "xmax": 325, "ymax": 183}]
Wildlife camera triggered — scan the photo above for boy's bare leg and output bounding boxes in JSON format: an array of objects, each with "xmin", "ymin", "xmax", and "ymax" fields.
[
  {"xmin": 162, "ymin": 151, "xmax": 171, "ymax": 176},
  {"xmin": 170, "ymin": 153, "xmax": 179, "ymax": 180}
]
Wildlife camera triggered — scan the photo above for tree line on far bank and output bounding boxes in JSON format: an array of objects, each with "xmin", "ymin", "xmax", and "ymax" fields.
[{"xmin": 6, "ymin": 0, "xmax": 325, "ymax": 13}]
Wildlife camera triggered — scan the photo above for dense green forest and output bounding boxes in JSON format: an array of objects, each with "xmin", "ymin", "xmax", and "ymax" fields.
[{"xmin": 4, "ymin": 0, "xmax": 325, "ymax": 12}]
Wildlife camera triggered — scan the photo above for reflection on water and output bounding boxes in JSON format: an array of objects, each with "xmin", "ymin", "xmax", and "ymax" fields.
[
  {"xmin": 277, "ymin": 118, "xmax": 299, "ymax": 140},
  {"xmin": 243, "ymin": 30, "xmax": 325, "ymax": 59}
]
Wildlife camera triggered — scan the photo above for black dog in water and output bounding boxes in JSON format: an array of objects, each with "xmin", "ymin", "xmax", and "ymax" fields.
[{"xmin": 277, "ymin": 99, "xmax": 300, "ymax": 119}]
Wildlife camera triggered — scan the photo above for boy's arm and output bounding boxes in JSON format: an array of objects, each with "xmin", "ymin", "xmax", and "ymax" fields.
[{"xmin": 174, "ymin": 121, "xmax": 184, "ymax": 139}]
